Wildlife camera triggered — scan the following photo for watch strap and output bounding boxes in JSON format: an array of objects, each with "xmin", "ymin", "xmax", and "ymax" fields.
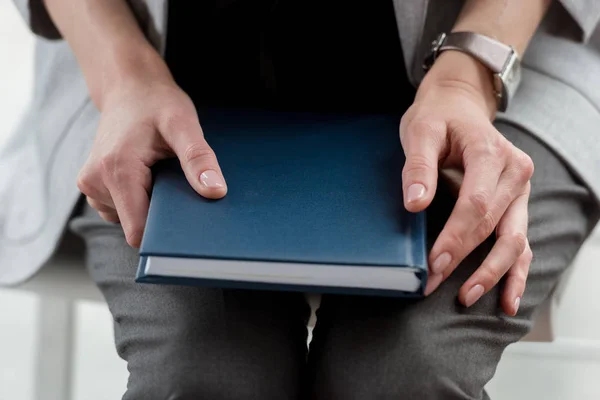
[{"xmin": 438, "ymin": 32, "xmax": 513, "ymax": 74}]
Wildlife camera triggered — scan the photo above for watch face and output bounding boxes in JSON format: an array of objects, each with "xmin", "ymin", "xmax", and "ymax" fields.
[
  {"xmin": 506, "ymin": 61, "xmax": 521, "ymax": 97},
  {"xmin": 498, "ymin": 50, "xmax": 521, "ymax": 111},
  {"xmin": 422, "ymin": 33, "xmax": 447, "ymax": 71}
]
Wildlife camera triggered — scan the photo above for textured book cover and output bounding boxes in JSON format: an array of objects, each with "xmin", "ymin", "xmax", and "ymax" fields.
[{"xmin": 137, "ymin": 109, "xmax": 428, "ymax": 297}]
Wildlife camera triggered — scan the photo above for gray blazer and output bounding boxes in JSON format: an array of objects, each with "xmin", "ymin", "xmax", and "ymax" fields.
[{"xmin": 2, "ymin": 0, "xmax": 600, "ymax": 285}]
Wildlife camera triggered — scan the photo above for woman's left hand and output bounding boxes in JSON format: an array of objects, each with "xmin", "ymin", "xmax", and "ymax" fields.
[{"xmin": 400, "ymin": 51, "xmax": 534, "ymax": 316}]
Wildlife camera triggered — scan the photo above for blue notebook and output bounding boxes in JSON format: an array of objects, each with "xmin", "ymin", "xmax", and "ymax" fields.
[{"xmin": 136, "ymin": 110, "xmax": 428, "ymax": 297}]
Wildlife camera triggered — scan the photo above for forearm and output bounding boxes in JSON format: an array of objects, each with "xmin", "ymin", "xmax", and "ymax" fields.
[
  {"xmin": 44, "ymin": 0, "xmax": 172, "ymax": 109},
  {"xmin": 421, "ymin": 0, "xmax": 552, "ymax": 117}
]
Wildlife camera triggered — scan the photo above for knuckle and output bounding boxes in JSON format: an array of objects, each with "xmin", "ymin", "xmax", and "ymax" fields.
[
  {"xmin": 513, "ymin": 258, "xmax": 531, "ymax": 282},
  {"xmin": 523, "ymin": 246, "xmax": 533, "ymax": 263},
  {"xmin": 443, "ymin": 230, "xmax": 465, "ymax": 254},
  {"xmin": 497, "ymin": 190, "xmax": 514, "ymax": 208},
  {"xmin": 125, "ymin": 228, "xmax": 144, "ymax": 248},
  {"xmin": 406, "ymin": 119, "xmax": 445, "ymax": 138},
  {"xmin": 160, "ymin": 107, "xmax": 195, "ymax": 135},
  {"xmin": 510, "ymin": 232, "xmax": 528, "ymax": 255},
  {"xmin": 99, "ymin": 152, "xmax": 121, "ymax": 179},
  {"xmin": 464, "ymin": 137, "xmax": 508, "ymax": 168},
  {"xmin": 464, "ymin": 141, "xmax": 490, "ymax": 157},
  {"xmin": 403, "ymin": 154, "xmax": 434, "ymax": 176},
  {"xmin": 524, "ymin": 180, "xmax": 532, "ymax": 195},
  {"xmin": 480, "ymin": 267, "xmax": 504, "ymax": 286},
  {"xmin": 476, "ymin": 211, "xmax": 497, "ymax": 240},
  {"xmin": 515, "ymin": 152, "xmax": 535, "ymax": 181},
  {"xmin": 514, "ymin": 272, "xmax": 528, "ymax": 287},
  {"xmin": 76, "ymin": 169, "xmax": 96, "ymax": 196},
  {"xmin": 467, "ymin": 191, "xmax": 491, "ymax": 219},
  {"xmin": 514, "ymin": 268, "xmax": 528, "ymax": 283},
  {"xmin": 492, "ymin": 136, "xmax": 511, "ymax": 160},
  {"xmin": 399, "ymin": 112, "xmax": 412, "ymax": 137},
  {"xmin": 99, "ymin": 211, "xmax": 119, "ymax": 224},
  {"xmin": 183, "ymin": 141, "xmax": 215, "ymax": 164},
  {"xmin": 400, "ymin": 105, "xmax": 418, "ymax": 126},
  {"xmin": 99, "ymin": 150, "xmax": 137, "ymax": 182},
  {"xmin": 86, "ymin": 196, "xmax": 101, "ymax": 209}
]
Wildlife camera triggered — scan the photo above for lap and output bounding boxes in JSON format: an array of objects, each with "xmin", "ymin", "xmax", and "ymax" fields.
[
  {"xmin": 305, "ymin": 121, "xmax": 599, "ymax": 399},
  {"xmin": 69, "ymin": 122, "xmax": 598, "ymax": 400},
  {"xmin": 70, "ymin": 206, "xmax": 311, "ymax": 400}
]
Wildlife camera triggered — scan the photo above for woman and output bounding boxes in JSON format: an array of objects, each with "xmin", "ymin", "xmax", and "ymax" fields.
[{"xmin": 4, "ymin": 0, "xmax": 600, "ymax": 398}]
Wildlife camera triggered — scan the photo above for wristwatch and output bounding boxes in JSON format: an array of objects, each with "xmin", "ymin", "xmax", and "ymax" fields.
[{"xmin": 423, "ymin": 32, "xmax": 522, "ymax": 112}]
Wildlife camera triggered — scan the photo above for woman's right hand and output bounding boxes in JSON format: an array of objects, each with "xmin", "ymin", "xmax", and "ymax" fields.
[{"xmin": 77, "ymin": 77, "xmax": 227, "ymax": 248}]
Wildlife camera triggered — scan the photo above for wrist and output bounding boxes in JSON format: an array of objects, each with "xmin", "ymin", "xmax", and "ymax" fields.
[
  {"xmin": 95, "ymin": 42, "xmax": 174, "ymax": 110},
  {"xmin": 420, "ymin": 50, "xmax": 497, "ymax": 119}
]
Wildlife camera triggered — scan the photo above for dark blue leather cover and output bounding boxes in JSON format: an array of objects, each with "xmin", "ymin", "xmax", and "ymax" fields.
[{"xmin": 137, "ymin": 109, "xmax": 427, "ymax": 295}]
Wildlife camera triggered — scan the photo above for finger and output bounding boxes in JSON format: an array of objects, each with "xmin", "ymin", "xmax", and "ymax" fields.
[
  {"xmin": 98, "ymin": 210, "xmax": 120, "ymax": 224},
  {"xmin": 77, "ymin": 166, "xmax": 115, "ymax": 207},
  {"xmin": 425, "ymin": 168, "xmax": 525, "ymax": 296},
  {"xmin": 102, "ymin": 157, "xmax": 152, "ymax": 248},
  {"xmin": 158, "ymin": 111, "xmax": 227, "ymax": 199},
  {"xmin": 86, "ymin": 196, "xmax": 116, "ymax": 214},
  {"xmin": 426, "ymin": 228, "xmax": 523, "ymax": 298},
  {"xmin": 428, "ymin": 137, "xmax": 508, "ymax": 278},
  {"xmin": 400, "ymin": 120, "xmax": 447, "ymax": 212},
  {"xmin": 502, "ymin": 241, "xmax": 532, "ymax": 316},
  {"xmin": 458, "ymin": 186, "xmax": 530, "ymax": 309}
]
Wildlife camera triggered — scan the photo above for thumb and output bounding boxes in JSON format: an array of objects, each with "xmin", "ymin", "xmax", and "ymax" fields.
[
  {"xmin": 400, "ymin": 121, "xmax": 445, "ymax": 212},
  {"xmin": 160, "ymin": 114, "xmax": 227, "ymax": 199}
]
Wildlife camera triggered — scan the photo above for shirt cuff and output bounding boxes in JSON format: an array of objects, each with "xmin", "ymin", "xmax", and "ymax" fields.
[{"xmin": 13, "ymin": 0, "xmax": 61, "ymax": 39}]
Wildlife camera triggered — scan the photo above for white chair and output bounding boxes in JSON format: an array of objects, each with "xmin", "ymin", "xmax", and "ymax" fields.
[
  {"xmin": 14, "ymin": 230, "xmax": 568, "ymax": 400},
  {"xmin": 16, "ymin": 232, "xmax": 101, "ymax": 400}
]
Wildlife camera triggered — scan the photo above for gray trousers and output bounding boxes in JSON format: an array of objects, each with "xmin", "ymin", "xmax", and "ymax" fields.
[{"xmin": 69, "ymin": 122, "xmax": 598, "ymax": 400}]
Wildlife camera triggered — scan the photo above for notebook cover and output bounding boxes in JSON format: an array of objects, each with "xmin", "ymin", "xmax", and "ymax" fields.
[{"xmin": 137, "ymin": 109, "xmax": 427, "ymax": 295}]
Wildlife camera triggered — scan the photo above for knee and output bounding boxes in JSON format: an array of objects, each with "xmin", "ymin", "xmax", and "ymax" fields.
[
  {"xmin": 312, "ymin": 330, "xmax": 497, "ymax": 400},
  {"xmin": 123, "ymin": 361, "xmax": 293, "ymax": 400},
  {"xmin": 400, "ymin": 350, "xmax": 494, "ymax": 400},
  {"xmin": 124, "ymin": 372, "xmax": 204, "ymax": 400},
  {"xmin": 387, "ymin": 324, "xmax": 499, "ymax": 400},
  {"xmin": 315, "ymin": 356, "xmax": 490, "ymax": 400},
  {"xmin": 123, "ymin": 371, "xmax": 247, "ymax": 400}
]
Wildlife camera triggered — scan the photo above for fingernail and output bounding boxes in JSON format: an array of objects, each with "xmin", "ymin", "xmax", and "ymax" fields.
[
  {"xmin": 514, "ymin": 297, "xmax": 521, "ymax": 314},
  {"xmin": 406, "ymin": 183, "xmax": 426, "ymax": 203},
  {"xmin": 431, "ymin": 252, "xmax": 451, "ymax": 275},
  {"xmin": 425, "ymin": 274, "xmax": 443, "ymax": 296},
  {"xmin": 465, "ymin": 284, "xmax": 485, "ymax": 307},
  {"xmin": 200, "ymin": 170, "xmax": 225, "ymax": 189}
]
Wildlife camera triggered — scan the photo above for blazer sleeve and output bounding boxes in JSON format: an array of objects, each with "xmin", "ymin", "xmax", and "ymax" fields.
[
  {"xmin": 12, "ymin": 0, "xmax": 61, "ymax": 39},
  {"xmin": 559, "ymin": 0, "xmax": 600, "ymax": 41}
]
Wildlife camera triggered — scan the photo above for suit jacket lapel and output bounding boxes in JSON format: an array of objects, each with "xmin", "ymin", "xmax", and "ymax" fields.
[
  {"xmin": 392, "ymin": 0, "xmax": 429, "ymax": 85},
  {"xmin": 131, "ymin": 0, "xmax": 169, "ymax": 54}
]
